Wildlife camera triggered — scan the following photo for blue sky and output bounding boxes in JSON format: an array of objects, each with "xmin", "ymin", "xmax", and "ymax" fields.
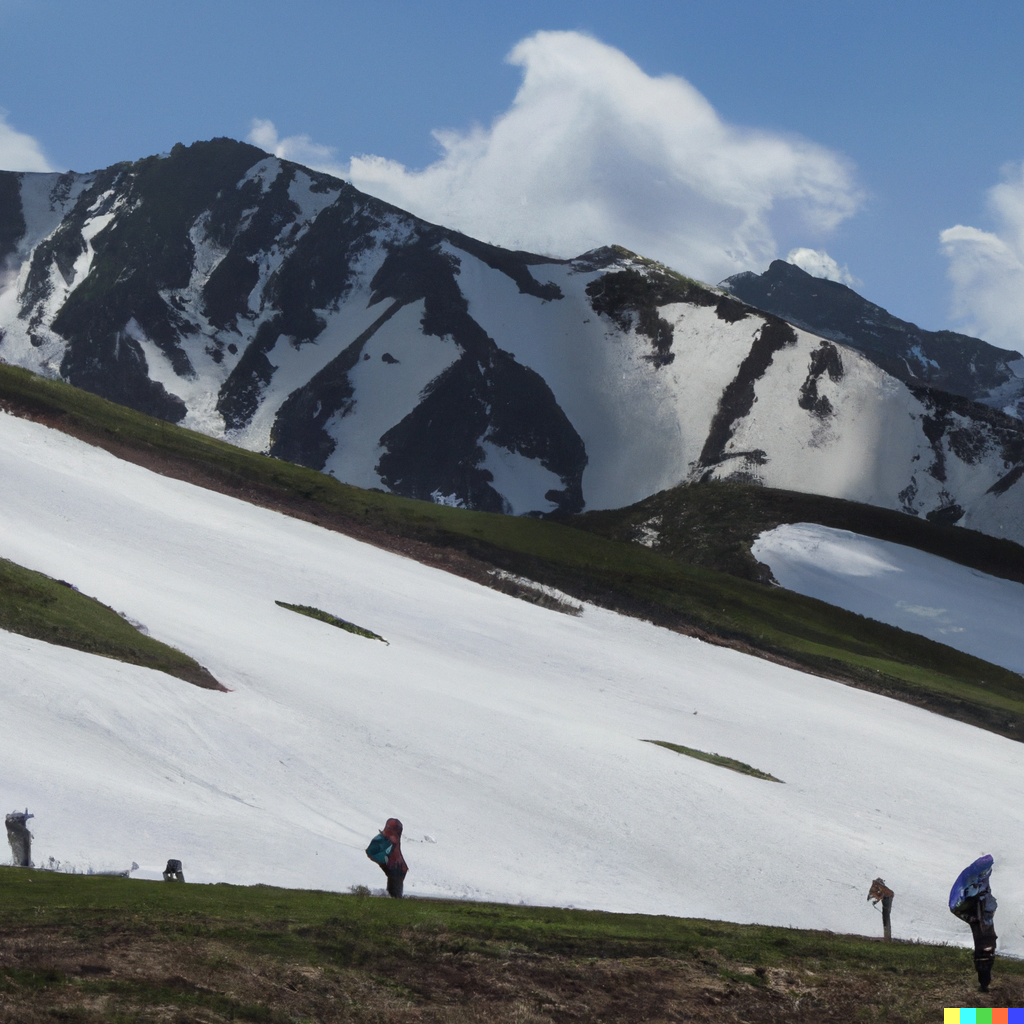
[{"xmin": 3, "ymin": 0, "xmax": 1024, "ymax": 349}]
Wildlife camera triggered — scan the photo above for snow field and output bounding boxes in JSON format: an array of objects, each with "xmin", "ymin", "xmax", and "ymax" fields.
[
  {"xmin": 452, "ymin": 249, "xmax": 757, "ymax": 510},
  {"xmin": 321, "ymin": 300, "xmax": 459, "ymax": 490},
  {"xmin": 753, "ymin": 522, "xmax": 1024, "ymax": 675},
  {"xmin": 725, "ymin": 332, "xmax": 910, "ymax": 500},
  {"xmin": 1, "ymin": 410, "xmax": 1023, "ymax": 956},
  {"xmin": 478, "ymin": 440, "xmax": 564, "ymax": 515}
]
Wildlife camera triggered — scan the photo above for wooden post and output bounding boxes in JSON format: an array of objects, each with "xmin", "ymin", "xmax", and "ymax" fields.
[
  {"xmin": 867, "ymin": 878, "xmax": 895, "ymax": 942},
  {"xmin": 5, "ymin": 809, "xmax": 34, "ymax": 868}
]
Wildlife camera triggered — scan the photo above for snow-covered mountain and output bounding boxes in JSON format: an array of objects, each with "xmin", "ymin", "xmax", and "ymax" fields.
[
  {"xmin": 2, "ymin": 139, "xmax": 1024, "ymax": 540},
  {"xmin": 722, "ymin": 258, "xmax": 1024, "ymax": 418}
]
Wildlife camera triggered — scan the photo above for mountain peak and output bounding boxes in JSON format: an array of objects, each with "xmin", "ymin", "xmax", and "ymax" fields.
[
  {"xmin": 2, "ymin": 144, "xmax": 1024, "ymax": 540},
  {"xmin": 721, "ymin": 260, "xmax": 1024, "ymax": 411}
]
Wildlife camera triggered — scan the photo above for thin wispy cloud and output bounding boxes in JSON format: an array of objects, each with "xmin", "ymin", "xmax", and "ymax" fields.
[
  {"xmin": 250, "ymin": 31, "xmax": 862, "ymax": 284},
  {"xmin": 0, "ymin": 109, "xmax": 52, "ymax": 172},
  {"xmin": 941, "ymin": 162, "xmax": 1024, "ymax": 352}
]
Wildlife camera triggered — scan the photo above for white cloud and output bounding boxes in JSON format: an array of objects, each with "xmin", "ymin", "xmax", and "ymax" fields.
[
  {"xmin": 0, "ymin": 110, "xmax": 52, "ymax": 172},
  {"xmin": 940, "ymin": 162, "xmax": 1024, "ymax": 351},
  {"xmin": 785, "ymin": 247, "xmax": 858, "ymax": 287},
  {"xmin": 250, "ymin": 31, "xmax": 861, "ymax": 284},
  {"xmin": 895, "ymin": 600, "xmax": 948, "ymax": 620},
  {"xmin": 247, "ymin": 118, "xmax": 344, "ymax": 175}
]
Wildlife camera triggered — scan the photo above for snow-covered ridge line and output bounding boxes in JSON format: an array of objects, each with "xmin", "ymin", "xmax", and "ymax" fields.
[{"xmin": 1, "ymin": 139, "xmax": 1023, "ymax": 542}]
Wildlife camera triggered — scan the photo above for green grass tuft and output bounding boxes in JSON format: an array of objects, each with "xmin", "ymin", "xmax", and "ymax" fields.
[
  {"xmin": 0, "ymin": 556, "xmax": 225, "ymax": 690},
  {"xmin": 643, "ymin": 739, "xmax": 783, "ymax": 782},
  {"xmin": 275, "ymin": 600, "xmax": 388, "ymax": 644}
]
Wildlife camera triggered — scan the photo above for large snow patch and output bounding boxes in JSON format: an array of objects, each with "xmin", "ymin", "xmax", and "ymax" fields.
[
  {"xmin": 753, "ymin": 522, "xmax": 1024, "ymax": 675},
  {"xmin": 1, "ymin": 413, "xmax": 1022, "ymax": 956}
]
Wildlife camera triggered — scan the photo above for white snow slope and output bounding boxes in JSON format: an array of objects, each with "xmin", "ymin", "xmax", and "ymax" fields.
[
  {"xmin": 753, "ymin": 522, "xmax": 1024, "ymax": 675},
  {"xmin": 2, "ymin": 410, "xmax": 1022, "ymax": 957}
]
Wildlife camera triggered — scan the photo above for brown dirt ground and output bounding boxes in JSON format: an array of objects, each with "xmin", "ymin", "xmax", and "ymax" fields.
[{"xmin": 2, "ymin": 918, "xmax": 1022, "ymax": 1023}]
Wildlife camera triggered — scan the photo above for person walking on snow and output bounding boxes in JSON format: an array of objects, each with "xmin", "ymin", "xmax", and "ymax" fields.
[{"xmin": 366, "ymin": 818, "xmax": 409, "ymax": 898}]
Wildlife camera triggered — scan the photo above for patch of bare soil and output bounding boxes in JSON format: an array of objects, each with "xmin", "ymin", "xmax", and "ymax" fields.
[{"xmin": 2, "ymin": 920, "xmax": 1021, "ymax": 1023}]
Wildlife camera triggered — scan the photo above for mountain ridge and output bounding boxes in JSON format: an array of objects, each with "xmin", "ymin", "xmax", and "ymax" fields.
[
  {"xmin": 722, "ymin": 258, "xmax": 1024, "ymax": 416},
  {"xmin": 2, "ymin": 138, "xmax": 1024, "ymax": 542}
]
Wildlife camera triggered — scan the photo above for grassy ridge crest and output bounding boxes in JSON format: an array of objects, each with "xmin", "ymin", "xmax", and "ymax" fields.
[{"xmin": 570, "ymin": 479, "xmax": 1024, "ymax": 586}]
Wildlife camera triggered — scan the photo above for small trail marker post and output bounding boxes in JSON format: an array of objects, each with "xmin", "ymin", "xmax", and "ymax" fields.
[
  {"xmin": 5, "ymin": 809, "xmax": 34, "ymax": 867},
  {"xmin": 868, "ymin": 878, "xmax": 894, "ymax": 941}
]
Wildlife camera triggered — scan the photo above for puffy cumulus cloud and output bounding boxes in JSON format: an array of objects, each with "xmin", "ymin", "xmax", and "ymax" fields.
[
  {"xmin": 251, "ymin": 32, "xmax": 861, "ymax": 284},
  {"xmin": 786, "ymin": 247, "xmax": 858, "ymax": 286},
  {"xmin": 941, "ymin": 163, "xmax": 1024, "ymax": 351},
  {"xmin": 0, "ymin": 110, "xmax": 52, "ymax": 172}
]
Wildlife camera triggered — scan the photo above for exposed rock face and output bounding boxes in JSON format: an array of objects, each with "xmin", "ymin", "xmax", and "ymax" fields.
[
  {"xmin": 721, "ymin": 259, "xmax": 1024, "ymax": 417},
  {"xmin": 2, "ymin": 139, "xmax": 1024, "ymax": 541},
  {"xmin": 0, "ymin": 141, "xmax": 588, "ymax": 515}
]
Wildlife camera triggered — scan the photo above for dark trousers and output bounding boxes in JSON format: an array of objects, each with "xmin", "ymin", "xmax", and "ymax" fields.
[
  {"xmin": 386, "ymin": 867, "xmax": 405, "ymax": 898},
  {"xmin": 970, "ymin": 920, "xmax": 997, "ymax": 991}
]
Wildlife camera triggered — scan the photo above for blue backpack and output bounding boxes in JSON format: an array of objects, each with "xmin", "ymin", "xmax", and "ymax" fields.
[
  {"xmin": 949, "ymin": 854, "xmax": 994, "ymax": 921},
  {"xmin": 366, "ymin": 833, "xmax": 393, "ymax": 866}
]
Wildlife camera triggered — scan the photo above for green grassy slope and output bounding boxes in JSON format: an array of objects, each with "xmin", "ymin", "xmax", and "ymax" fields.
[
  {"xmin": 2, "ymin": 361, "xmax": 1023, "ymax": 738},
  {"xmin": 0, "ymin": 556, "xmax": 225, "ymax": 690},
  {"xmin": 570, "ymin": 480, "xmax": 1024, "ymax": 585},
  {"xmin": 0, "ymin": 869, "xmax": 1017, "ymax": 1021}
]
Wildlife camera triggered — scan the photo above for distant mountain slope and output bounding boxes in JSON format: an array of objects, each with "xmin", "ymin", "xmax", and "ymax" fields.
[
  {"xmin": 721, "ymin": 259, "xmax": 1024, "ymax": 416},
  {"xmin": 570, "ymin": 480, "xmax": 1024, "ymax": 586},
  {"xmin": 2, "ymin": 139, "xmax": 1024, "ymax": 542}
]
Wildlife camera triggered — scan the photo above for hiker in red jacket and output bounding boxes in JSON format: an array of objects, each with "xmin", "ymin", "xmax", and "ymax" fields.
[{"xmin": 365, "ymin": 818, "xmax": 409, "ymax": 898}]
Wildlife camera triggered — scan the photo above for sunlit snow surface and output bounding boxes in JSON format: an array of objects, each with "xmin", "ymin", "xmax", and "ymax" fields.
[
  {"xmin": 753, "ymin": 523, "xmax": 1024, "ymax": 675},
  {"xmin": 2, "ymin": 412, "xmax": 1023, "ymax": 956}
]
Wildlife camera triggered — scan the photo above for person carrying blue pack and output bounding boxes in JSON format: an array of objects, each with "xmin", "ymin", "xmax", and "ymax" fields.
[
  {"xmin": 366, "ymin": 818, "xmax": 409, "ymax": 898},
  {"xmin": 949, "ymin": 853, "xmax": 998, "ymax": 992}
]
